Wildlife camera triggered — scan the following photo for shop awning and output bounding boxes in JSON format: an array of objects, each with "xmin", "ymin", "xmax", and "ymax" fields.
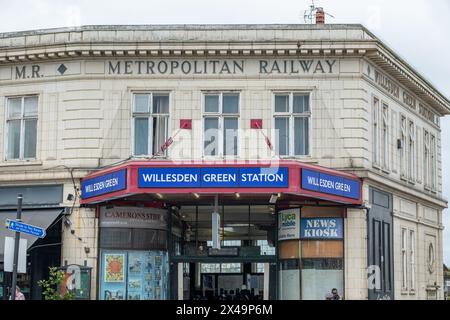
[
  {"xmin": 80, "ymin": 160, "xmax": 363, "ymax": 206},
  {"xmin": 0, "ymin": 209, "xmax": 63, "ymax": 261}
]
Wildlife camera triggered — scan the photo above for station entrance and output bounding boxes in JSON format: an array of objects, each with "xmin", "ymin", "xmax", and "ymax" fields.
[{"xmin": 169, "ymin": 204, "xmax": 277, "ymax": 300}]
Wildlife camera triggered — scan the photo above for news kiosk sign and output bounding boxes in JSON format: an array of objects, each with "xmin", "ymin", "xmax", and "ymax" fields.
[
  {"xmin": 300, "ymin": 217, "xmax": 343, "ymax": 240},
  {"xmin": 81, "ymin": 169, "xmax": 127, "ymax": 199}
]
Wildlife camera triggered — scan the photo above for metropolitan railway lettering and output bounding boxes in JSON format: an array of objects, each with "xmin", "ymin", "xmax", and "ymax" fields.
[{"xmin": 108, "ymin": 59, "xmax": 337, "ymax": 75}]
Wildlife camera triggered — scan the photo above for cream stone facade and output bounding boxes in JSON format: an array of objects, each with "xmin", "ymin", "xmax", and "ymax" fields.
[{"xmin": 0, "ymin": 24, "xmax": 448, "ymax": 300}]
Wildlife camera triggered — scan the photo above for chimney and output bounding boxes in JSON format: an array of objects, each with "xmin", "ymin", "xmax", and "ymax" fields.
[{"xmin": 315, "ymin": 7, "xmax": 325, "ymax": 24}]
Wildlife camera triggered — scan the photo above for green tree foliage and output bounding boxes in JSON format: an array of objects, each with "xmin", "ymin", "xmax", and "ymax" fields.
[{"xmin": 37, "ymin": 267, "xmax": 75, "ymax": 300}]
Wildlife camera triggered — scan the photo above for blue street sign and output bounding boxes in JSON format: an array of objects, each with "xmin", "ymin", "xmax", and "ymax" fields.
[{"xmin": 5, "ymin": 219, "xmax": 46, "ymax": 238}]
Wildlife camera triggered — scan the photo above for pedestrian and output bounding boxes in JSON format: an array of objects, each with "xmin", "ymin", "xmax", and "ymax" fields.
[
  {"xmin": 10, "ymin": 286, "xmax": 25, "ymax": 300},
  {"xmin": 325, "ymin": 288, "xmax": 340, "ymax": 300}
]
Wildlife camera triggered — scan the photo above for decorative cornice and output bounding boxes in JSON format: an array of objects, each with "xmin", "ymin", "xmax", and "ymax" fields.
[{"xmin": 0, "ymin": 42, "xmax": 372, "ymax": 63}]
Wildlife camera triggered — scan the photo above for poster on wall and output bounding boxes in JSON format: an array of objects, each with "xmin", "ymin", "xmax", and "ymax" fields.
[
  {"xmin": 104, "ymin": 253, "xmax": 125, "ymax": 282},
  {"xmin": 99, "ymin": 250, "xmax": 168, "ymax": 300},
  {"xmin": 278, "ymin": 208, "xmax": 300, "ymax": 241}
]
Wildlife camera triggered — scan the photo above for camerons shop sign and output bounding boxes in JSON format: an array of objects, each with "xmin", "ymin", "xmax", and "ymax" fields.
[{"xmin": 99, "ymin": 206, "xmax": 168, "ymax": 230}]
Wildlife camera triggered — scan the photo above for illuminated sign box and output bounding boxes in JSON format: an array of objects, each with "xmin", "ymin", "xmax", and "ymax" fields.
[
  {"xmin": 301, "ymin": 168, "xmax": 360, "ymax": 200},
  {"xmin": 138, "ymin": 167, "xmax": 289, "ymax": 188},
  {"xmin": 81, "ymin": 169, "xmax": 127, "ymax": 199}
]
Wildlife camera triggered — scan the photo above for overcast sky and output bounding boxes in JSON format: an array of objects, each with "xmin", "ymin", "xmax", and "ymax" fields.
[{"xmin": 0, "ymin": 0, "xmax": 449, "ymax": 264}]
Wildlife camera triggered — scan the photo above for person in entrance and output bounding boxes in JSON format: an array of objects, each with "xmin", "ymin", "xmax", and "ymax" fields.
[{"xmin": 325, "ymin": 288, "xmax": 340, "ymax": 300}]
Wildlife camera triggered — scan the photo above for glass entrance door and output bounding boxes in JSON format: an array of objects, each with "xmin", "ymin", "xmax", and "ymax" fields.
[{"xmin": 170, "ymin": 204, "xmax": 277, "ymax": 300}]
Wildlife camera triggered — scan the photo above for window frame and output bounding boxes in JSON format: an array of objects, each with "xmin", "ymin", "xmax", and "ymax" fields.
[
  {"xmin": 4, "ymin": 95, "xmax": 39, "ymax": 161},
  {"xmin": 272, "ymin": 91, "xmax": 312, "ymax": 157},
  {"xmin": 407, "ymin": 120, "xmax": 416, "ymax": 183},
  {"xmin": 399, "ymin": 114, "xmax": 408, "ymax": 180},
  {"xmin": 409, "ymin": 229, "xmax": 415, "ymax": 292},
  {"xmin": 372, "ymin": 96, "xmax": 381, "ymax": 167},
  {"xmin": 430, "ymin": 134, "xmax": 436, "ymax": 191},
  {"xmin": 401, "ymin": 227, "xmax": 408, "ymax": 291},
  {"xmin": 131, "ymin": 91, "xmax": 171, "ymax": 158},
  {"xmin": 202, "ymin": 91, "xmax": 241, "ymax": 158},
  {"xmin": 423, "ymin": 130, "xmax": 430, "ymax": 190},
  {"xmin": 381, "ymin": 102, "xmax": 389, "ymax": 171}
]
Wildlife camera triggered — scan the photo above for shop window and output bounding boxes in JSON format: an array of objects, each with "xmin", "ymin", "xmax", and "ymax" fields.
[
  {"xmin": 278, "ymin": 259, "xmax": 300, "ymax": 300},
  {"xmin": 273, "ymin": 93, "xmax": 310, "ymax": 156},
  {"xmin": 132, "ymin": 93, "xmax": 169, "ymax": 157},
  {"xmin": 5, "ymin": 95, "xmax": 38, "ymax": 160},
  {"xmin": 100, "ymin": 228, "xmax": 167, "ymax": 250},
  {"xmin": 99, "ymin": 250, "xmax": 168, "ymax": 300},
  {"xmin": 300, "ymin": 258, "xmax": 344, "ymax": 300},
  {"xmin": 203, "ymin": 92, "xmax": 239, "ymax": 157}
]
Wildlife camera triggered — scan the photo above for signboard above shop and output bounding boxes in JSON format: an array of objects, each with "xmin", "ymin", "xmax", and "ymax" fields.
[
  {"xmin": 99, "ymin": 206, "xmax": 167, "ymax": 230},
  {"xmin": 300, "ymin": 218, "xmax": 344, "ymax": 240}
]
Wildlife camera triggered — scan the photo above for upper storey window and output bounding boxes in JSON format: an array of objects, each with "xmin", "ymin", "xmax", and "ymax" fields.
[
  {"xmin": 372, "ymin": 97, "xmax": 380, "ymax": 166},
  {"xmin": 203, "ymin": 92, "xmax": 239, "ymax": 157},
  {"xmin": 5, "ymin": 96, "xmax": 38, "ymax": 160},
  {"xmin": 273, "ymin": 93, "xmax": 310, "ymax": 156},
  {"xmin": 132, "ymin": 93, "xmax": 169, "ymax": 157}
]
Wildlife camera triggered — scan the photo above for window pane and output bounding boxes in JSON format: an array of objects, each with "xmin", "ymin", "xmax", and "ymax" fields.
[
  {"xmin": 223, "ymin": 94, "xmax": 239, "ymax": 114},
  {"xmin": 293, "ymin": 95, "xmax": 309, "ymax": 113},
  {"xmin": 24, "ymin": 119, "xmax": 37, "ymax": 158},
  {"xmin": 301, "ymin": 258, "xmax": 344, "ymax": 300},
  {"xmin": 223, "ymin": 117, "xmax": 238, "ymax": 156},
  {"xmin": 275, "ymin": 95, "xmax": 289, "ymax": 113},
  {"xmin": 204, "ymin": 118, "xmax": 219, "ymax": 156},
  {"xmin": 294, "ymin": 117, "xmax": 309, "ymax": 155},
  {"xmin": 205, "ymin": 95, "xmax": 219, "ymax": 113},
  {"xmin": 153, "ymin": 95, "xmax": 169, "ymax": 114},
  {"xmin": 7, "ymin": 98, "xmax": 22, "ymax": 118},
  {"xmin": 275, "ymin": 117, "xmax": 289, "ymax": 156},
  {"xmin": 24, "ymin": 96, "xmax": 38, "ymax": 116},
  {"xmin": 7, "ymin": 120, "xmax": 21, "ymax": 159},
  {"xmin": 134, "ymin": 118, "xmax": 149, "ymax": 155},
  {"xmin": 134, "ymin": 94, "xmax": 149, "ymax": 113},
  {"xmin": 152, "ymin": 117, "xmax": 168, "ymax": 155}
]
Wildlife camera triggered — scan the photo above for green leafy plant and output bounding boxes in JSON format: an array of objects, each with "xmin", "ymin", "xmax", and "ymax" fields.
[{"xmin": 38, "ymin": 267, "xmax": 75, "ymax": 300}]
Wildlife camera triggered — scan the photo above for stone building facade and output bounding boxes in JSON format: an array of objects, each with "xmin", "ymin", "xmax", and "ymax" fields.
[{"xmin": 0, "ymin": 24, "xmax": 448, "ymax": 300}]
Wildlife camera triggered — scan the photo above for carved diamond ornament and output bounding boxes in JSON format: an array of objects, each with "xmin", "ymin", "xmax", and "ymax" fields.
[{"xmin": 57, "ymin": 64, "xmax": 67, "ymax": 75}]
